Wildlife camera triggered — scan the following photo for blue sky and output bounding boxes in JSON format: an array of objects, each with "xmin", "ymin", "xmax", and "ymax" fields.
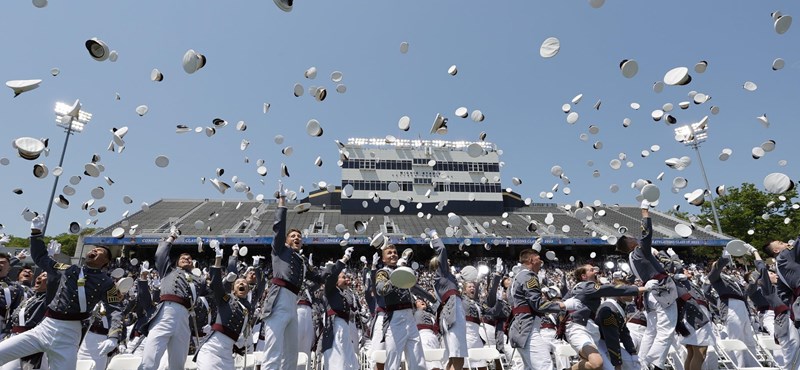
[{"xmin": 1, "ymin": 1, "xmax": 797, "ymax": 236}]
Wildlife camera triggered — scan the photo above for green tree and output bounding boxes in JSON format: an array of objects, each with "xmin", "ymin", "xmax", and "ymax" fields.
[
  {"xmin": 0, "ymin": 228, "xmax": 97, "ymax": 257},
  {"xmin": 697, "ymin": 183, "xmax": 799, "ymax": 247}
]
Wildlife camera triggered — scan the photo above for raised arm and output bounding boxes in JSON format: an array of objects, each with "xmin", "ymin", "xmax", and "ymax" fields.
[
  {"xmin": 430, "ymin": 232, "xmax": 453, "ymax": 279},
  {"xmin": 154, "ymin": 236, "xmax": 177, "ymax": 277},
  {"xmin": 708, "ymin": 250, "xmax": 729, "ymax": 283},
  {"xmin": 411, "ymin": 285, "xmax": 437, "ymax": 304},
  {"xmin": 487, "ymin": 273, "xmax": 502, "ymax": 307},
  {"xmin": 271, "ymin": 191, "xmax": 289, "ymax": 256}
]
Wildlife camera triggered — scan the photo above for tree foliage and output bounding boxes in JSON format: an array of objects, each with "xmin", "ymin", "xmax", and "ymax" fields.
[
  {"xmin": 697, "ymin": 183, "xmax": 799, "ymax": 248},
  {"xmin": 0, "ymin": 228, "xmax": 98, "ymax": 258}
]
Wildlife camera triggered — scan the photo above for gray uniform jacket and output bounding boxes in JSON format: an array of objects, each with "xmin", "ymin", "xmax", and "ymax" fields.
[
  {"xmin": 775, "ymin": 240, "xmax": 800, "ymax": 323},
  {"xmin": 674, "ymin": 276, "xmax": 710, "ymax": 331},
  {"xmin": 5, "ymin": 291, "xmax": 47, "ymax": 333},
  {"xmin": 431, "ymin": 237, "xmax": 461, "ymax": 329},
  {"xmin": 754, "ymin": 260, "xmax": 794, "ymax": 341},
  {"xmin": 261, "ymin": 207, "xmax": 323, "ymax": 319},
  {"xmin": 320, "ymin": 260, "xmax": 351, "ymax": 353},
  {"xmin": 708, "ymin": 253, "xmax": 748, "ymax": 323},
  {"xmin": 30, "ymin": 233, "xmax": 123, "ymax": 341},
  {"xmin": 629, "ymin": 218, "xmax": 667, "ymax": 282},
  {"xmin": 375, "ymin": 265, "xmax": 435, "ymax": 342},
  {"xmin": 142, "ymin": 238, "xmax": 199, "ymax": 335},
  {"xmin": 208, "ymin": 266, "xmax": 252, "ymax": 342},
  {"xmin": 508, "ymin": 268, "xmax": 561, "ymax": 349},
  {"xmin": 563, "ymin": 281, "xmax": 639, "ymax": 326},
  {"xmin": 597, "ymin": 300, "xmax": 636, "ymax": 367}
]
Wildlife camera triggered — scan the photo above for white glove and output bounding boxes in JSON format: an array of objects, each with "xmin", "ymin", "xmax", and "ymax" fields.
[
  {"xmin": 225, "ymin": 272, "xmax": 238, "ymax": 282},
  {"xmin": 232, "ymin": 244, "xmax": 240, "ymax": 254},
  {"xmin": 98, "ymin": 339, "xmax": 118, "ymax": 355},
  {"xmin": 209, "ymin": 239, "xmax": 220, "ymax": 250},
  {"xmin": 308, "ymin": 253, "xmax": 314, "ymax": 266},
  {"xmin": 667, "ymin": 248, "xmax": 677, "ymax": 258},
  {"xmin": 31, "ymin": 213, "xmax": 46, "ymax": 231},
  {"xmin": 202, "ymin": 324, "xmax": 212, "ymax": 335},
  {"xmin": 427, "ymin": 229, "xmax": 439, "ymax": 239},
  {"xmin": 398, "ymin": 257, "xmax": 408, "ymax": 267},
  {"xmin": 196, "ymin": 237, "xmax": 203, "ymax": 253},
  {"xmin": 644, "ymin": 279, "xmax": 659, "ymax": 291},
  {"xmin": 0, "ymin": 234, "xmax": 10, "ymax": 245},
  {"xmin": 640, "ymin": 200, "xmax": 651, "ymax": 209},
  {"xmin": 276, "ymin": 180, "xmax": 288, "ymax": 198},
  {"xmin": 563, "ymin": 297, "xmax": 583, "ymax": 311},
  {"xmin": 372, "ymin": 252, "xmax": 380, "ymax": 268},
  {"xmin": 745, "ymin": 243, "xmax": 757, "ymax": 255},
  {"xmin": 253, "ymin": 255, "xmax": 262, "ymax": 266},
  {"xmin": 169, "ymin": 225, "xmax": 181, "ymax": 239},
  {"xmin": 47, "ymin": 240, "xmax": 61, "ymax": 256},
  {"xmin": 496, "ymin": 257, "xmax": 504, "ymax": 273},
  {"xmin": 214, "ymin": 246, "xmax": 224, "ymax": 259},
  {"xmin": 342, "ymin": 247, "xmax": 354, "ymax": 262},
  {"xmin": 722, "ymin": 249, "xmax": 731, "ymax": 259}
]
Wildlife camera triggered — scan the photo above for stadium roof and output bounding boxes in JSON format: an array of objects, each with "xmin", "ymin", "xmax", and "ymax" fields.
[{"xmin": 83, "ymin": 199, "xmax": 731, "ymax": 247}]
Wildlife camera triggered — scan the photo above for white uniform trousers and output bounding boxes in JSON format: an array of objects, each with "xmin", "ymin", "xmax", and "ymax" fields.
[
  {"xmin": 466, "ymin": 321, "xmax": 487, "ymax": 368},
  {"xmin": 500, "ymin": 331, "xmax": 524, "ymax": 370},
  {"xmin": 258, "ymin": 288, "xmax": 299, "ymax": 370},
  {"xmin": 541, "ymin": 327, "xmax": 569, "ymax": 370},
  {"xmin": 77, "ymin": 331, "xmax": 110, "ymax": 370},
  {"xmin": 196, "ymin": 332, "xmax": 236, "ymax": 370},
  {"xmin": 368, "ymin": 312, "xmax": 385, "ymax": 368},
  {"xmin": 0, "ymin": 332, "xmax": 48, "ymax": 370},
  {"xmin": 481, "ymin": 322, "xmax": 497, "ymax": 346},
  {"xmin": 626, "ymin": 322, "xmax": 646, "ymax": 351},
  {"xmin": 297, "ymin": 304, "xmax": 314, "ymax": 357},
  {"xmin": 348, "ymin": 319, "xmax": 359, "ymax": 356},
  {"xmin": 761, "ymin": 310, "xmax": 787, "ymax": 368},
  {"xmin": 638, "ymin": 294, "xmax": 677, "ymax": 369},
  {"xmin": 518, "ymin": 316, "xmax": 553, "ymax": 370},
  {"xmin": 384, "ymin": 309, "xmax": 426, "ymax": 370},
  {"xmin": 775, "ymin": 316, "xmax": 800, "ymax": 370},
  {"xmin": 419, "ymin": 328, "xmax": 443, "ymax": 370},
  {"xmin": 322, "ymin": 317, "xmax": 359, "ymax": 370},
  {"xmin": 0, "ymin": 317, "xmax": 80, "ymax": 370},
  {"xmin": 724, "ymin": 299, "xmax": 759, "ymax": 368},
  {"xmin": 140, "ymin": 301, "xmax": 192, "ymax": 370},
  {"xmin": 597, "ymin": 339, "xmax": 638, "ymax": 370},
  {"xmin": 440, "ymin": 298, "xmax": 467, "ymax": 359},
  {"xmin": 566, "ymin": 319, "xmax": 600, "ymax": 353}
]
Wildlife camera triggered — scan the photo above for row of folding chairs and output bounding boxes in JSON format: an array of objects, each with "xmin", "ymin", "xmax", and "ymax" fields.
[{"xmin": 77, "ymin": 352, "xmax": 311, "ymax": 370}]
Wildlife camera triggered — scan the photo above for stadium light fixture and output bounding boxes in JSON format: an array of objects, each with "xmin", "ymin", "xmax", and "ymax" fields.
[
  {"xmin": 673, "ymin": 116, "xmax": 722, "ymax": 234},
  {"xmin": 42, "ymin": 100, "xmax": 92, "ymax": 235}
]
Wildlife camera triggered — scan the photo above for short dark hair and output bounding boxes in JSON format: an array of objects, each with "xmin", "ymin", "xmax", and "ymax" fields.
[
  {"xmin": 762, "ymin": 242, "xmax": 777, "ymax": 258},
  {"xmin": 519, "ymin": 249, "xmax": 537, "ymax": 264},
  {"xmin": 615, "ymin": 236, "xmax": 631, "ymax": 254},
  {"xmin": 287, "ymin": 228, "xmax": 302, "ymax": 237},
  {"xmin": 0, "ymin": 253, "xmax": 10, "ymax": 263},
  {"xmin": 98, "ymin": 246, "xmax": 113, "ymax": 267}
]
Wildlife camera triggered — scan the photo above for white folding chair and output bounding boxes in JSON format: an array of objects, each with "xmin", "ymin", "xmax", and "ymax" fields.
[
  {"xmin": 184, "ymin": 355, "xmax": 198, "ymax": 370},
  {"xmin": 76, "ymin": 359, "xmax": 95, "ymax": 370},
  {"xmin": 717, "ymin": 339, "xmax": 779, "ymax": 370},
  {"xmin": 467, "ymin": 347, "xmax": 504, "ymax": 370},
  {"xmin": 554, "ymin": 342, "xmax": 578, "ymax": 358},
  {"xmin": 106, "ymin": 355, "xmax": 143, "ymax": 370},
  {"xmin": 297, "ymin": 352, "xmax": 309, "ymax": 370},
  {"xmin": 424, "ymin": 348, "xmax": 446, "ymax": 362},
  {"xmin": 756, "ymin": 335, "xmax": 782, "ymax": 367},
  {"xmin": 234, "ymin": 353, "xmax": 256, "ymax": 369}
]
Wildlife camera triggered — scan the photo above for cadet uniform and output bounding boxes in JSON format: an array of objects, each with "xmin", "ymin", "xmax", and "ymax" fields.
[
  {"xmin": 708, "ymin": 251, "xmax": 758, "ymax": 368},
  {"xmin": 77, "ymin": 302, "xmax": 116, "ymax": 369},
  {"xmin": 0, "ymin": 276, "xmax": 27, "ymax": 342},
  {"xmin": 320, "ymin": 261, "xmax": 359, "ymax": 370},
  {"xmin": 755, "ymin": 258, "xmax": 799, "ymax": 370},
  {"xmin": 1, "ymin": 289, "xmax": 48, "ymax": 370},
  {"xmin": 127, "ymin": 279, "xmax": 156, "ymax": 355},
  {"xmin": 507, "ymin": 267, "xmax": 562, "ymax": 370},
  {"xmin": 366, "ymin": 266, "xmax": 387, "ymax": 368},
  {"xmin": 375, "ymin": 265, "xmax": 435, "ymax": 370},
  {"xmin": 596, "ymin": 298, "xmax": 638, "ymax": 370},
  {"xmin": 0, "ymin": 232, "xmax": 122, "ymax": 370},
  {"xmin": 674, "ymin": 276, "xmax": 713, "ymax": 347},
  {"xmin": 774, "ymin": 238, "xmax": 800, "ymax": 334},
  {"xmin": 625, "ymin": 309, "xmax": 647, "ymax": 351},
  {"xmin": 196, "ymin": 266, "xmax": 253, "ymax": 370},
  {"xmin": 140, "ymin": 238, "xmax": 200, "ymax": 370},
  {"xmin": 415, "ymin": 305, "xmax": 442, "ymax": 370},
  {"xmin": 563, "ymin": 281, "xmax": 639, "ymax": 355},
  {"xmin": 629, "ymin": 217, "xmax": 677, "ymax": 370},
  {"xmin": 430, "ymin": 236, "xmax": 467, "ymax": 360},
  {"xmin": 297, "ymin": 277, "xmax": 323, "ymax": 359},
  {"xmin": 258, "ymin": 206, "xmax": 309, "ymax": 370},
  {"xmin": 463, "ymin": 294, "xmax": 487, "ymax": 368}
]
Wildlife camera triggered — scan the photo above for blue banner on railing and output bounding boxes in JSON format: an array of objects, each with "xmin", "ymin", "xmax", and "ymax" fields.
[{"xmin": 82, "ymin": 235, "xmax": 730, "ymax": 247}]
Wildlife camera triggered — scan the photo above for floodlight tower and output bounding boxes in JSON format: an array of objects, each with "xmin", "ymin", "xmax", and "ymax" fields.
[{"xmin": 674, "ymin": 117, "xmax": 722, "ymax": 233}]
